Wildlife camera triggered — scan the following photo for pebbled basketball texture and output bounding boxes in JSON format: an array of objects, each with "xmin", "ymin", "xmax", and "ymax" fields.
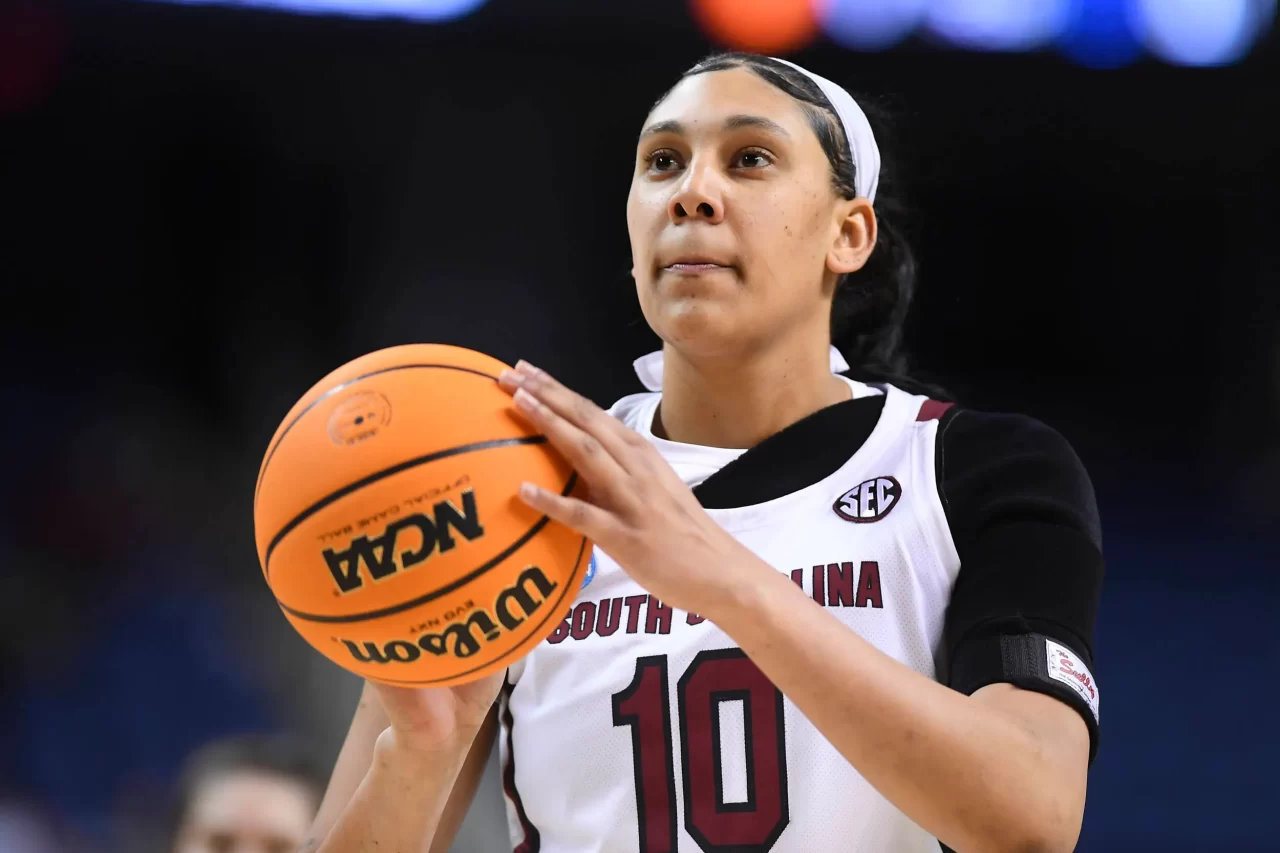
[{"xmin": 253, "ymin": 344, "xmax": 590, "ymax": 687}]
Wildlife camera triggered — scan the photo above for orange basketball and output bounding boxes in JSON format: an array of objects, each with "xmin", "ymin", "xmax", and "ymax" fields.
[{"xmin": 253, "ymin": 344, "xmax": 591, "ymax": 687}]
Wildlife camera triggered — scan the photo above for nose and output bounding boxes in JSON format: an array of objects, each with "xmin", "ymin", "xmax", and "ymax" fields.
[{"xmin": 668, "ymin": 161, "xmax": 725, "ymax": 225}]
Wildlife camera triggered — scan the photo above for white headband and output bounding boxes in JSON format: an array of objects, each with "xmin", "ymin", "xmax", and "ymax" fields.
[{"xmin": 770, "ymin": 58, "xmax": 880, "ymax": 203}]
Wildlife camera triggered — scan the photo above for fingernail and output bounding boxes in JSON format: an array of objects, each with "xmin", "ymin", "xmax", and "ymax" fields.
[
  {"xmin": 499, "ymin": 369, "xmax": 523, "ymax": 386},
  {"xmin": 516, "ymin": 360, "xmax": 542, "ymax": 376},
  {"xmin": 513, "ymin": 387, "xmax": 539, "ymax": 411},
  {"xmin": 519, "ymin": 482, "xmax": 539, "ymax": 500}
]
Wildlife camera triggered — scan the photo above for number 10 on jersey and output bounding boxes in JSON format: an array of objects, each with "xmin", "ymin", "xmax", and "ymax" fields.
[{"xmin": 611, "ymin": 648, "xmax": 790, "ymax": 853}]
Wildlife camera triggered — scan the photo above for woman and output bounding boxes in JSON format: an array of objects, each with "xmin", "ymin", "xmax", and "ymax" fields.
[{"xmin": 305, "ymin": 53, "xmax": 1103, "ymax": 853}]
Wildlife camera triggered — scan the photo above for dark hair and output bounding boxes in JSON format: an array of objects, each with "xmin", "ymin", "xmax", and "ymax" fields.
[
  {"xmin": 170, "ymin": 734, "xmax": 326, "ymax": 839},
  {"xmin": 663, "ymin": 53, "xmax": 939, "ymax": 396}
]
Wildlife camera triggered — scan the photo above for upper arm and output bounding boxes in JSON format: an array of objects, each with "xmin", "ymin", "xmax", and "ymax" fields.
[
  {"xmin": 306, "ymin": 680, "xmax": 500, "ymax": 853},
  {"xmin": 972, "ymin": 682, "xmax": 1091, "ymax": 844},
  {"xmin": 937, "ymin": 408, "xmax": 1104, "ymax": 764},
  {"xmin": 972, "ymin": 683, "xmax": 1090, "ymax": 773}
]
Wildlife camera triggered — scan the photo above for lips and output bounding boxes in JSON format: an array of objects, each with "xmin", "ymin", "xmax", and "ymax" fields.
[{"xmin": 659, "ymin": 256, "xmax": 734, "ymax": 273}]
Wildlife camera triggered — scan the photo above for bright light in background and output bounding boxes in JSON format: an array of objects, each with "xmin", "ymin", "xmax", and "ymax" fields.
[
  {"xmin": 1128, "ymin": 0, "xmax": 1276, "ymax": 66},
  {"xmin": 144, "ymin": 0, "xmax": 1279, "ymax": 67},
  {"xmin": 1056, "ymin": 0, "xmax": 1143, "ymax": 68},
  {"xmin": 154, "ymin": 0, "xmax": 489, "ymax": 22},
  {"xmin": 818, "ymin": 0, "xmax": 930, "ymax": 50},
  {"xmin": 924, "ymin": 0, "xmax": 1073, "ymax": 51},
  {"xmin": 690, "ymin": 0, "xmax": 821, "ymax": 54}
]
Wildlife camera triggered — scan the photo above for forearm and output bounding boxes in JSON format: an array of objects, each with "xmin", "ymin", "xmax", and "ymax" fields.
[
  {"xmin": 315, "ymin": 730, "xmax": 473, "ymax": 853},
  {"xmin": 714, "ymin": 565, "xmax": 1077, "ymax": 853}
]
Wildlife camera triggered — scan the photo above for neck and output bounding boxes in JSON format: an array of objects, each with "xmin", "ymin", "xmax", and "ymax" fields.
[{"xmin": 654, "ymin": 341, "xmax": 851, "ymax": 449}]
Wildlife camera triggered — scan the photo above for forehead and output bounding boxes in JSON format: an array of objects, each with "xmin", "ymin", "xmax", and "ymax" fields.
[
  {"xmin": 644, "ymin": 67, "xmax": 811, "ymax": 137},
  {"xmin": 187, "ymin": 771, "xmax": 314, "ymax": 835}
]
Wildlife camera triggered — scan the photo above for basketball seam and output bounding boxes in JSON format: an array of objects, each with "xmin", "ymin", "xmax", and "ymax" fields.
[
  {"xmin": 263, "ymin": 435, "xmax": 548, "ymax": 583},
  {"xmin": 254, "ymin": 362, "xmax": 503, "ymax": 508},
  {"xmin": 272, "ymin": 470, "xmax": 579, "ymax": 623}
]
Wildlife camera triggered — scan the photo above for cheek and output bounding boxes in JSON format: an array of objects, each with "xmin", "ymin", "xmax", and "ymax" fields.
[
  {"xmin": 786, "ymin": 192, "xmax": 837, "ymax": 277},
  {"xmin": 625, "ymin": 184, "xmax": 662, "ymax": 266},
  {"xmin": 745, "ymin": 193, "xmax": 826, "ymax": 290},
  {"xmin": 732, "ymin": 202, "xmax": 829, "ymax": 336}
]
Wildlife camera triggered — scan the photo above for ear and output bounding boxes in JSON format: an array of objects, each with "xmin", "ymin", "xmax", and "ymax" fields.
[{"xmin": 827, "ymin": 198, "xmax": 877, "ymax": 276}]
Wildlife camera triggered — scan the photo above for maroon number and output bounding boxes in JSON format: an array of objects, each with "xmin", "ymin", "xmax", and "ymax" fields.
[
  {"xmin": 612, "ymin": 650, "xmax": 789, "ymax": 853},
  {"xmin": 613, "ymin": 656, "xmax": 678, "ymax": 853},
  {"xmin": 679, "ymin": 649, "xmax": 789, "ymax": 851}
]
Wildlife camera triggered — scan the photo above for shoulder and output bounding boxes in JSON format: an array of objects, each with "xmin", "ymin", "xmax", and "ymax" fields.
[
  {"xmin": 939, "ymin": 406, "xmax": 1086, "ymax": 466},
  {"xmin": 935, "ymin": 406, "xmax": 1101, "ymax": 551}
]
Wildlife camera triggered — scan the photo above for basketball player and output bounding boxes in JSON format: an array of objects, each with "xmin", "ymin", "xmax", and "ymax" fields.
[{"xmin": 304, "ymin": 53, "xmax": 1103, "ymax": 853}]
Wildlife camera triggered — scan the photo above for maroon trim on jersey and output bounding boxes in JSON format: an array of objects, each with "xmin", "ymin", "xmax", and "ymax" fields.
[
  {"xmin": 916, "ymin": 399, "xmax": 956, "ymax": 422},
  {"xmin": 501, "ymin": 681, "xmax": 541, "ymax": 853}
]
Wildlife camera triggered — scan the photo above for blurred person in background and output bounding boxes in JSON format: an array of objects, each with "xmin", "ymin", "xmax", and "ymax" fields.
[{"xmin": 170, "ymin": 735, "xmax": 324, "ymax": 853}]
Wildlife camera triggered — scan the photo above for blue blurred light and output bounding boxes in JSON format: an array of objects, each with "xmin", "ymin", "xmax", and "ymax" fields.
[
  {"xmin": 924, "ymin": 0, "xmax": 1072, "ymax": 51},
  {"xmin": 1128, "ymin": 0, "xmax": 1275, "ymax": 66},
  {"xmin": 153, "ymin": 0, "xmax": 489, "ymax": 22},
  {"xmin": 1057, "ymin": 0, "xmax": 1143, "ymax": 68},
  {"xmin": 818, "ymin": 0, "xmax": 930, "ymax": 50}
]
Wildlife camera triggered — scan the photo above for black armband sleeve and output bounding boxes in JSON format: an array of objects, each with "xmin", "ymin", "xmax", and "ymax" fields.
[{"xmin": 937, "ymin": 408, "xmax": 1104, "ymax": 764}]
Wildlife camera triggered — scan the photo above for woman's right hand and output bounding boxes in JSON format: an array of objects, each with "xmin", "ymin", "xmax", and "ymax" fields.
[{"xmin": 370, "ymin": 671, "xmax": 506, "ymax": 755}]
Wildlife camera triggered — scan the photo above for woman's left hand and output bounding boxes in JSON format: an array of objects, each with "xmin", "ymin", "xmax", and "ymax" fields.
[{"xmin": 498, "ymin": 360, "xmax": 760, "ymax": 620}]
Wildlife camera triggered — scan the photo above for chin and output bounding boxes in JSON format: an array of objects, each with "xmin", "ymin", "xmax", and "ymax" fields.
[{"xmin": 648, "ymin": 300, "xmax": 748, "ymax": 358}]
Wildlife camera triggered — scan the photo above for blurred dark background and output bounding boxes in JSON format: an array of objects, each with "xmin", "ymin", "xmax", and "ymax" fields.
[{"xmin": 1, "ymin": 0, "xmax": 1277, "ymax": 851}]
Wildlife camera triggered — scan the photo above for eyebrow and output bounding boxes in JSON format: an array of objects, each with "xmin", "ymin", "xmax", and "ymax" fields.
[{"xmin": 639, "ymin": 114, "xmax": 792, "ymax": 140}]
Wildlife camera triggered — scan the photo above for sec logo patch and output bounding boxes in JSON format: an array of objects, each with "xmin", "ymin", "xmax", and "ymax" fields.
[{"xmin": 833, "ymin": 476, "xmax": 902, "ymax": 523}]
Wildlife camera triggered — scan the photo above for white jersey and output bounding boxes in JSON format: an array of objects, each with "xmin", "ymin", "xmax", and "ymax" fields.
[{"xmin": 500, "ymin": 378, "xmax": 960, "ymax": 853}]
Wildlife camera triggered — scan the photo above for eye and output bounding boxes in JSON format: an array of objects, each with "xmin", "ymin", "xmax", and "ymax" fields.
[
  {"xmin": 734, "ymin": 148, "xmax": 773, "ymax": 169},
  {"xmin": 644, "ymin": 149, "xmax": 682, "ymax": 173}
]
